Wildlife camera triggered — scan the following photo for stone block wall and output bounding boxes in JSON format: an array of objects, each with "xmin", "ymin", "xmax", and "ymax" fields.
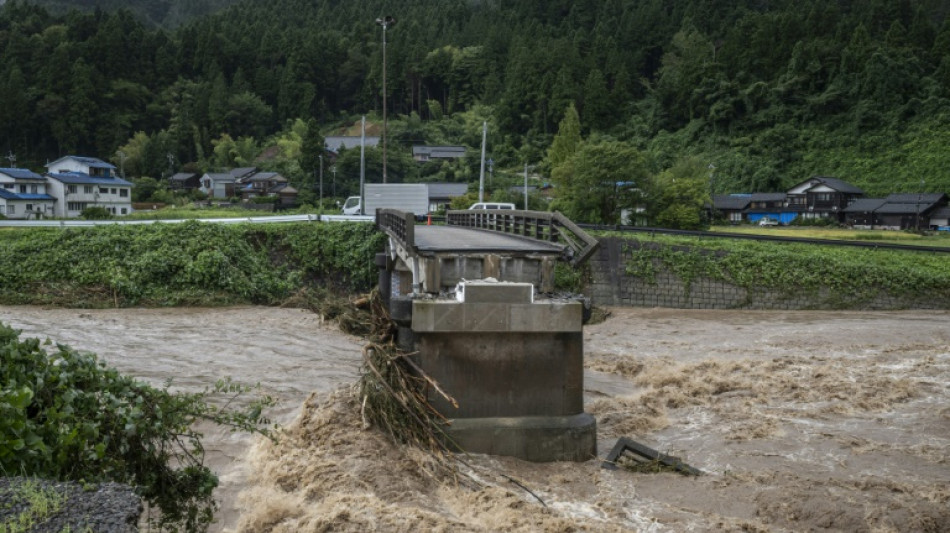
[{"xmin": 587, "ymin": 237, "xmax": 949, "ymax": 310}]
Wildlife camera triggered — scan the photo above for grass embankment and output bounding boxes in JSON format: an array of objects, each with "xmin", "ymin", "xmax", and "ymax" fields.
[
  {"xmin": 712, "ymin": 225, "xmax": 950, "ymax": 247},
  {"xmin": 608, "ymin": 232, "xmax": 950, "ymax": 306},
  {"xmin": 0, "ymin": 221, "xmax": 386, "ymax": 308}
]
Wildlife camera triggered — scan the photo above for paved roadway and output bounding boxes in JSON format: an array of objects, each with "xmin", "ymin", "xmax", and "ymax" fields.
[{"xmin": 412, "ymin": 225, "xmax": 565, "ymax": 254}]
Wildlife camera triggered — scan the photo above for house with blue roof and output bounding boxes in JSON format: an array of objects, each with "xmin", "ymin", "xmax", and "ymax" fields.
[
  {"xmin": 0, "ymin": 168, "xmax": 56, "ymax": 219},
  {"xmin": 44, "ymin": 156, "xmax": 134, "ymax": 217}
]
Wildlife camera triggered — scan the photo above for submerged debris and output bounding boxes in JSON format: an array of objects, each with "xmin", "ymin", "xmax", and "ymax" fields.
[{"xmin": 602, "ymin": 437, "xmax": 702, "ymax": 476}]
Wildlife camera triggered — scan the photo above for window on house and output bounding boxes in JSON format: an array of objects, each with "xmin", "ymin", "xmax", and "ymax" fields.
[
  {"xmin": 816, "ymin": 193, "xmax": 833, "ymax": 201},
  {"xmin": 119, "ymin": 189, "xmax": 128, "ymax": 198},
  {"xmin": 84, "ymin": 185, "xmax": 93, "ymax": 194},
  {"xmin": 19, "ymin": 185, "xmax": 26, "ymax": 193},
  {"xmin": 121, "ymin": 208, "xmax": 127, "ymax": 215},
  {"xmin": 2, "ymin": 184, "xmax": 12, "ymax": 189},
  {"xmin": 0, "ymin": 205, "xmax": 5, "ymax": 214},
  {"xmin": 7, "ymin": 205, "xmax": 14, "ymax": 214},
  {"xmin": 30, "ymin": 185, "xmax": 37, "ymax": 193},
  {"xmin": 99, "ymin": 187, "xmax": 109, "ymax": 194},
  {"xmin": 111, "ymin": 188, "xmax": 117, "ymax": 194},
  {"xmin": 26, "ymin": 204, "xmax": 33, "ymax": 211},
  {"xmin": 68, "ymin": 185, "xmax": 78, "ymax": 194}
]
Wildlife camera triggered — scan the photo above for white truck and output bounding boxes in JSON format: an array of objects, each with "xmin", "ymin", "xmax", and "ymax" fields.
[{"xmin": 341, "ymin": 183, "xmax": 430, "ymax": 216}]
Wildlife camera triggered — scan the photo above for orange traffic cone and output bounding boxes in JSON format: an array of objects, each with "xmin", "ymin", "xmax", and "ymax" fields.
[{"xmin": 427, "ymin": 214, "xmax": 432, "ymax": 225}]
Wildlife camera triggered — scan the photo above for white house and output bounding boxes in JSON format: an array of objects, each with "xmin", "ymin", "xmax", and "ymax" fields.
[
  {"xmin": 44, "ymin": 156, "xmax": 134, "ymax": 217},
  {"xmin": 46, "ymin": 155, "xmax": 119, "ymax": 178},
  {"xmin": 0, "ymin": 167, "xmax": 56, "ymax": 219},
  {"xmin": 199, "ymin": 173, "xmax": 237, "ymax": 199}
]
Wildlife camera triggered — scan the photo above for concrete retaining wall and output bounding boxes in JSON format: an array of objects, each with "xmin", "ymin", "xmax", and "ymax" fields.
[{"xmin": 587, "ymin": 237, "xmax": 950, "ymax": 310}]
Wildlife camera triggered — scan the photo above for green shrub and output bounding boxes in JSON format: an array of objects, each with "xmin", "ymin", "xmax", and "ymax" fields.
[
  {"xmin": 80, "ymin": 206, "xmax": 112, "ymax": 220},
  {"xmin": 0, "ymin": 322, "xmax": 275, "ymax": 532}
]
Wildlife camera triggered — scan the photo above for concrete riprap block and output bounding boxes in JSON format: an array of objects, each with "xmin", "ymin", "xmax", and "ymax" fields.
[{"xmin": 458, "ymin": 280, "xmax": 533, "ymax": 304}]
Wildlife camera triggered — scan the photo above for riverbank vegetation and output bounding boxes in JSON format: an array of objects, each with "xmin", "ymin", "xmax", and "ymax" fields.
[
  {"xmin": 616, "ymin": 232, "xmax": 950, "ymax": 305},
  {"xmin": 0, "ymin": 322, "xmax": 276, "ymax": 531},
  {"xmin": 0, "ymin": 221, "xmax": 385, "ymax": 308}
]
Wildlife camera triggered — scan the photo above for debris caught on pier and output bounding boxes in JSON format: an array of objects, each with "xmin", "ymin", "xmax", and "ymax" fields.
[{"xmin": 356, "ymin": 290, "xmax": 459, "ymax": 460}]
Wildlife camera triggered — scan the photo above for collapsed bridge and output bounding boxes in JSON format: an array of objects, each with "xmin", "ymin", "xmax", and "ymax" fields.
[{"xmin": 375, "ymin": 209, "xmax": 600, "ymax": 462}]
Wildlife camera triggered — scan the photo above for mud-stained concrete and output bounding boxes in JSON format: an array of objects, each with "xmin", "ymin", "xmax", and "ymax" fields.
[{"xmin": 2, "ymin": 306, "xmax": 948, "ymax": 531}]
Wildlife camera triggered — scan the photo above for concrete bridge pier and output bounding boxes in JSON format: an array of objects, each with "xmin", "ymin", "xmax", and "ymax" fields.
[
  {"xmin": 386, "ymin": 276, "xmax": 596, "ymax": 462},
  {"xmin": 376, "ymin": 209, "xmax": 600, "ymax": 462}
]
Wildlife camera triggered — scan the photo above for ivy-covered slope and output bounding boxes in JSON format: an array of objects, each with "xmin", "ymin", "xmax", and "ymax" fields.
[{"xmin": 0, "ymin": 221, "xmax": 386, "ymax": 307}]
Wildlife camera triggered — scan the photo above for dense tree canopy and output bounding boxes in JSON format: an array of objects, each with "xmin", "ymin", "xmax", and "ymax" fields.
[{"xmin": 2, "ymin": 0, "xmax": 950, "ymax": 218}]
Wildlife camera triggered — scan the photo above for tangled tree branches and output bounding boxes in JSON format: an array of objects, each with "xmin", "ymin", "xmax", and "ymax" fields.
[{"xmin": 353, "ymin": 291, "xmax": 460, "ymax": 460}]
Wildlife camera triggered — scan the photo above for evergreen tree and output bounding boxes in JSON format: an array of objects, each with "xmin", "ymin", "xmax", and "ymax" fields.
[{"xmin": 545, "ymin": 103, "xmax": 581, "ymax": 173}]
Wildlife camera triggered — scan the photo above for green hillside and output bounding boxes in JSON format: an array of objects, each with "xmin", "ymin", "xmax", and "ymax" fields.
[{"xmin": 2, "ymin": 0, "xmax": 950, "ymax": 219}]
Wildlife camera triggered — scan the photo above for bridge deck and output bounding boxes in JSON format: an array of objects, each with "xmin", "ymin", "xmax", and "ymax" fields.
[{"xmin": 412, "ymin": 226, "xmax": 565, "ymax": 255}]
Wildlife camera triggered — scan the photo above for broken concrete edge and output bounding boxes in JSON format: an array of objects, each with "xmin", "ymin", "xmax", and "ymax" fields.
[
  {"xmin": 443, "ymin": 413, "xmax": 597, "ymax": 463},
  {"xmin": 601, "ymin": 437, "xmax": 703, "ymax": 476}
]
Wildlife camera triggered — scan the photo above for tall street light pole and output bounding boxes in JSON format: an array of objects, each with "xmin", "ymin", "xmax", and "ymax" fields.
[{"xmin": 375, "ymin": 15, "xmax": 396, "ymax": 184}]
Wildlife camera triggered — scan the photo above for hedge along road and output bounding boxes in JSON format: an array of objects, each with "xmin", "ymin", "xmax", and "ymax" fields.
[{"xmin": 2, "ymin": 305, "xmax": 949, "ymax": 532}]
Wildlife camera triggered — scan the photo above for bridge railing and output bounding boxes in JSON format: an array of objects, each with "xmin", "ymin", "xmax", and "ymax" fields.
[
  {"xmin": 376, "ymin": 208, "xmax": 416, "ymax": 250},
  {"xmin": 446, "ymin": 209, "xmax": 599, "ymax": 266}
]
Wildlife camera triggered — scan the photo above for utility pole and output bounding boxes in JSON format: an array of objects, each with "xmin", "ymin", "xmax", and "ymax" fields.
[
  {"xmin": 478, "ymin": 121, "xmax": 487, "ymax": 202},
  {"xmin": 318, "ymin": 154, "xmax": 324, "ymax": 211},
  {"xmin": 375, "ymin": 15, "xmax": 396, "ymax": 183},
  {"xmin": 360, "ymin": 116, "xmax": 366, "ymax": 216},
  {"xmin": 5, "ymin": 152, "xmax": 15, "ymax": 167},
  {"xmin": 524, "ymin": 163, "xmax": 529, "ymax": 210}
]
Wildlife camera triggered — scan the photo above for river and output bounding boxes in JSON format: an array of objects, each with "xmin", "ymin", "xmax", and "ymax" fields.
[{"xmin": 1, "ymin": 306, "xmax": 948, "ymax": 531}]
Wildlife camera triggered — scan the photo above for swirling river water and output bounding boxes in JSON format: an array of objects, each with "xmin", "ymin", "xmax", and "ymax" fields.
[{"xmin": 2, "ymin": 306, "xmax": 948, "ymax": 532}]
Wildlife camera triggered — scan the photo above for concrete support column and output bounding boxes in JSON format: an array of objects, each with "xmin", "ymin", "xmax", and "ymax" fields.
[{"xmin": 409, "ymin": 281, "xmax": 596, "ymax": 462}]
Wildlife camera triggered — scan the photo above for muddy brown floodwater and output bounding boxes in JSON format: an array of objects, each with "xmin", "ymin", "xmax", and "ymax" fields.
[{"xmin": 2, "ymin": 306, "xmax": 948, "ymax": 532}]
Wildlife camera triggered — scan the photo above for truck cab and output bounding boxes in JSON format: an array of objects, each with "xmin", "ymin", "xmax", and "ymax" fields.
[{"xmin": 341, "ymin": 196, "xmax": 361, "ymax": 215}]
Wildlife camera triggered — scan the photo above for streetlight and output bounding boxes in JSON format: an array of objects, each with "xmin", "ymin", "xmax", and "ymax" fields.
[
  {"xmin": 375, "ymin": 15, "xmax": 396, "ymax": 183},
  {"xmin": 331, "ymin": 165, "xmax": 337, "ymax": 199}
]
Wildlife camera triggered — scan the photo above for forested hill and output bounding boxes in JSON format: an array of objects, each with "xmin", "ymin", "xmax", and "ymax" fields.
[
  {"xmin": 16, "ymin": 0, "xmax": 239, "ymax": 27},
  {"xmin": 2, "ymin": 0, "xmax": 950, "ymax": 200}
]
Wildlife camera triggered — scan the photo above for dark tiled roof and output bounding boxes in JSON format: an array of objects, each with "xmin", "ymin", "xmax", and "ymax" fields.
[
  {"xmin": 810, "ymin": 176, "xmax": 864, "ymax": 194},
  {"xmin": 884, "ymin": 193, "xmax": 947, "ymax": 204},
  {"xmin": 0, "ymin": 167, "xmax": 45, "ymax": 180},
  {"xmin": 749, "ymin": 193, "xmax": 786, "ymax": 202},
  {"xmin": 47, "ymin": 172, "xmax": 133, "ymax": 186},
  {"xmin": 248, "ymin": 172, "xmax": 285, "ymax": 182},
  {"xmin": 230, "ymin": 167, "xmax": 258, "ymax": 180},
  {"xmin": 842, "ymin": 198, "xmax": 886, "ymax": 213},
  {"xmin": 874, "ymin": 202, "xmax": 940, "ymax": 215},
  {"xmin": 0, "ymin": 189, "xmax": 55, "ymax": 201},
  {"xmin": 169, "ymin": 172, "xmax": 198, "ymax": 182},
  {"xmin": 930, "ymin": 206, "xmax": 950, "ymax": 218},
  {"xmin": 713, "ymin": 195, "xmax": 752, "ymax": 210}
]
